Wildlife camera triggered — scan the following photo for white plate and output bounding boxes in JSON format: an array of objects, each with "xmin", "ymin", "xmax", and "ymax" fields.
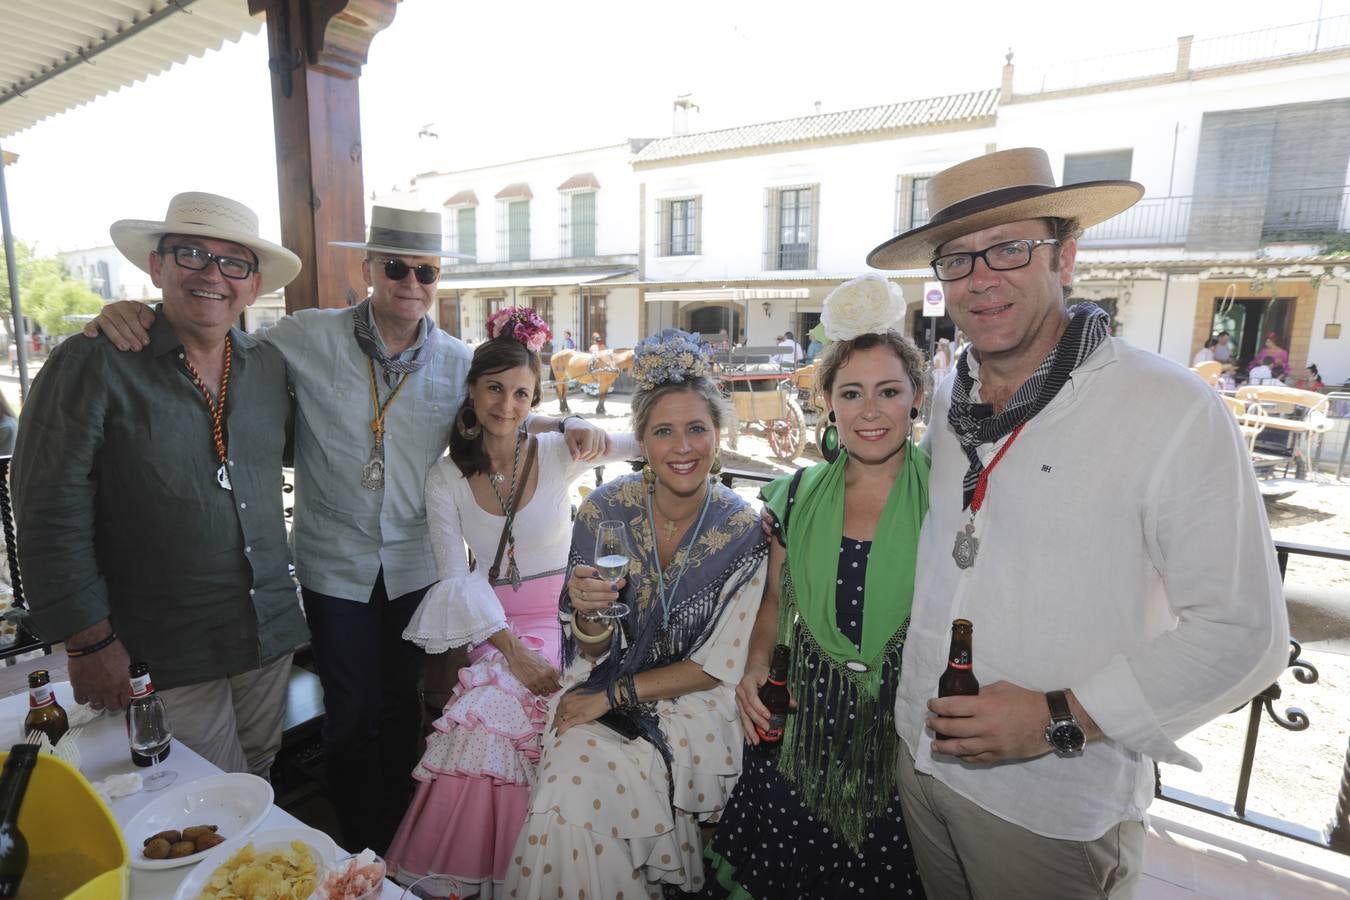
[
  {"xmin": 124, "ymin": 772, "xmax": 273, "ymax": 870},
  {"xmin": 173, "ymin": 825, "xmax": 338, "ymax": 900}
]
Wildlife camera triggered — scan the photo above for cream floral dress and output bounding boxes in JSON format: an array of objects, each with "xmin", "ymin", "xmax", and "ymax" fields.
[{"xmin": 505, "ymin": 480, "xmax": 767, "ymax": 900}]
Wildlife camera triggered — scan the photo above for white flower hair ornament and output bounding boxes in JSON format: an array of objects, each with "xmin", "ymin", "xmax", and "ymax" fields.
[{"xmin": 820, "ymin": 274, "xmax": 904, "ymax": 341}]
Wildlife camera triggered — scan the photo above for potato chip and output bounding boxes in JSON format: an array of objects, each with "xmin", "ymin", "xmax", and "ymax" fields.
[{"xmin": 195, "ymin": 839, "xmax": 318, "ymax": 900}]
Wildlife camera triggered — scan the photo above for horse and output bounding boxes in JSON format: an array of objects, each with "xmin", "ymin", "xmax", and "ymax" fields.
[{"xmin": 549, "ymin": 348, "xmax": 636, "ymax": 415}]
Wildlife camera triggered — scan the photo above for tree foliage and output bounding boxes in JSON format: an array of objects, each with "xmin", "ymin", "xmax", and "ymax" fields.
[{"xmin": 0, "ymin": 239, "xmax": 103, "ymax": 333}]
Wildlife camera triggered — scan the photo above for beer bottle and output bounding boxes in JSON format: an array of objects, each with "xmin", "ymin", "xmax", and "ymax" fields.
[
  {"xmin": 126, "ymin": 663, "xmax": 171, "ymax": 768},
  {"xmin": 23, "ymin": 670, "xmax": 68, "ymax": 746},
  {"xmin": 0, "ymin": 744, "xmax": 38, "ymax": 897},
  {"xmin": 755, "ymin": 644, "xmax": 792, "ymax": 748},
  {"xmin": 936, "ymin": 618, "xmax": 977, "ymax": 741}
]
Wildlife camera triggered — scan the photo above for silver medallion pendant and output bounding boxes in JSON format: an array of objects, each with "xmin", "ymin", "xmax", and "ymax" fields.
[
  {"xmin": 216, "ymin": 463, "xmax": 233, "ymax": 491},
  {"xmin": 361, "ymin": 442, "xmax": 386, "ymax": 491},
  {"xmin": 952, "ymin": 521, "xmax": 979, "ymax": 569}
]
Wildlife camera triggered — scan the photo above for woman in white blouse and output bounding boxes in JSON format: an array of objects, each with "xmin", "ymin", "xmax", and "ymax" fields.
[{"xmin": 389, "ymin": 309, "xmax": 637, "ymax": 895}]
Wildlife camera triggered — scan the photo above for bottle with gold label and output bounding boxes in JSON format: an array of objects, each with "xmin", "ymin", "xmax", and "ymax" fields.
[{"xmin": 23, "ymin": 670, "xmax": 68, "ymax": 746}]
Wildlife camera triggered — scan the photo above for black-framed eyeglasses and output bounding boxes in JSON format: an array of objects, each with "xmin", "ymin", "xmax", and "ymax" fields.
[
  {"xmin": 374, "ymin": 257, "xmax": 440, "ymax": 285},
  {"xmin": 160, "ymin": 245, "xmax": 257, "ymax": 280},
  {"xmin": 930, "ymin": 239, "xmax": 1060, "ymax": 282}
]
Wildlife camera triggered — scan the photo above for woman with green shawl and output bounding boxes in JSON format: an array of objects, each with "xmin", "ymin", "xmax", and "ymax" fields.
[{"xmin": 704, "ymin": 275, "xmax": 929, "ymax": 899}]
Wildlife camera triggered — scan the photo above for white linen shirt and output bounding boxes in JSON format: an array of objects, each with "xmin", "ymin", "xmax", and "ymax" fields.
[{"xmin": 896, "ymin": 337, "xmax": 1289, "ymax": 841}]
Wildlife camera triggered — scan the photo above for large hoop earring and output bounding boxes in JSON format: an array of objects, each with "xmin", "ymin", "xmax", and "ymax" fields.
[
  {"xmin": 641, "ymin": 462, "xmax": 657, "ymax": 492},
  {"xmin": 821, "ymin": 410, "xmax": 841, "ymax": 463},
  {"xmin": 456, "ymin": 405, "xmax": 481, "ymax": 440}
]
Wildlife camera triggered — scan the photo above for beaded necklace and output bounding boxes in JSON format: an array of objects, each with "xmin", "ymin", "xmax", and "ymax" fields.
[{"xmin": 182, "ymin": 335, "xmax": 233, "ymax": 491}]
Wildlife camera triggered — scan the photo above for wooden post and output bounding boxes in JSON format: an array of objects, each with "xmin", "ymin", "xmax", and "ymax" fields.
[{"xmin": 249, "ymin": 0, "xmax": 398, "ymax": 312}]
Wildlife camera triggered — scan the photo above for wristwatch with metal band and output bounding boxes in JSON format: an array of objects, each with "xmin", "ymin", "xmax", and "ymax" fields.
[{"xmin": 1044, "ymin": 689, "xmax": 1086, "ymax": 758}]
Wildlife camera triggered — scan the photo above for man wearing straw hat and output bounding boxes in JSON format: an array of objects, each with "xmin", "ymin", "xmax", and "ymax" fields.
[
  {"xmin": 15, "ymin": 192, "xmax": 309, "ymax": 778},
  {"xmin": 870, "ymin": 148, "xmax": 1288, "ymax": 898},
  {"xmin": 90, "ymin": 204, "xmax": 607, "ymax": 853}
]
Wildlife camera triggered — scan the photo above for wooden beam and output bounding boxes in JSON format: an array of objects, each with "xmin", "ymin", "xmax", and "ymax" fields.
[{"xmin": 251, "ymin": 0, "xmax": 398, "ymax": 311}]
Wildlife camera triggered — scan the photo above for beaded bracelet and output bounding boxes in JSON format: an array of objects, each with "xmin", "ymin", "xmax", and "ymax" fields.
[
  {"xmin": 569, "ymin": 612, "xmax": 614, "ymax": 644},
  {"xmin": 66, "ymin": 632, "xmax": 118, "ymax": 658}
]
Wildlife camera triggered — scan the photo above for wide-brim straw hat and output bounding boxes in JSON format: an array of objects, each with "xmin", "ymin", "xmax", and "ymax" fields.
[
  {"xmin": 867, "ymin": 147, "xmax": 1143, "ymax": 270},
  {"xmin": 330, "ymin": 205, "xmax": 462, "ymax": 258},
  {"xmin": 110, "ymin": 192, "xmax": 302, "ymax": 295}
]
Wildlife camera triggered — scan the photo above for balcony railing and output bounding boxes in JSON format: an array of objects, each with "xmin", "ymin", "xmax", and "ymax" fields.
[{"xmin": 1079, "ymin": 184, "xmax": 1350, "ymax": 251}]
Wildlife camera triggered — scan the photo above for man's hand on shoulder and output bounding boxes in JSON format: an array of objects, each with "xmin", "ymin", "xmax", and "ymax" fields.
[{"xmin": 81, "ymin": 301, "xmax": 155, "ymax": 351}]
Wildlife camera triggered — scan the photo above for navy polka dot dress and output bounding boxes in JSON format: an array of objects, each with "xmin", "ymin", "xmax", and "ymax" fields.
[{"xmin": 702, "ymin": 538, "xmax": 925, "ymax": 899}]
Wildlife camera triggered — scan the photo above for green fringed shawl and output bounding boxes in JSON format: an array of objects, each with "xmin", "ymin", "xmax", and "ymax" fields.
[{"xmin": 759, "ymin": 442, "xmax": 929, "ymax": 851}]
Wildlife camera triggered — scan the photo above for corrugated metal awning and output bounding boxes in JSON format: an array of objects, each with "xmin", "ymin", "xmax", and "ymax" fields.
[
  {"xmin": 443, "ymin": 190, "xmax": 478, "ymax": 207},
  {"xmin": 440, "ymin": 269, "xmax": 634, "ymax": 291},
  {"xmin": 1, "ymin": 0, "xmax": 264, "ymax": 139},
  {"xmin": 644, "ymin": 287, "xmax": 811, "ymax": 303},
  {"xmin": 494, "ymin": 182, "xmax": 532, "ymax": 201},
  {"xmin": 556, "ymin": 172, "xmax": 599, "ymax": 192}
]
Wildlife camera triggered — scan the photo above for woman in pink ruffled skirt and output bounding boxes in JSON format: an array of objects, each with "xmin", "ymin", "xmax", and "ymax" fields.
[{"xmin": 389, "ymin": 310, "xmax": 636, "ymax": 897}]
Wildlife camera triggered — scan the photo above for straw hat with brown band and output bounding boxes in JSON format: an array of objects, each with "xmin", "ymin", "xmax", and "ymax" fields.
[{"xmin": 866, "ymin": 147, "xmax": 1144, "ymax": 271}]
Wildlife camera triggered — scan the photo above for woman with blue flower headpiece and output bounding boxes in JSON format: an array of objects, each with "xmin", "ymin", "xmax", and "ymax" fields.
[{"xmin": 508, "ymin": 329, "xmax": 769, "ymax": 899}]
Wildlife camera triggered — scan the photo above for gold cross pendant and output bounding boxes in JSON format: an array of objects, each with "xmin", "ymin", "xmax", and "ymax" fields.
[{"xmin": 662, "ymin": 520, "xmax": 678, "ymax": 542}]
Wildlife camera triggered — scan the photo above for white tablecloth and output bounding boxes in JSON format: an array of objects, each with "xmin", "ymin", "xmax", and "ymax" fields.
[{"xmin": 0, "ymin": 685, "xmax": 403, "ymax": 899}]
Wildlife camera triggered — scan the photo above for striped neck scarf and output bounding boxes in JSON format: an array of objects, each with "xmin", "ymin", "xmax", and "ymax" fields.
[
  {"xmin": 351, "ymin": 298, "xmax": 427, "ymax": 377},
  {"xmin": 948, "ymin": 302, "xmax": 1110, "ymax": 509}
]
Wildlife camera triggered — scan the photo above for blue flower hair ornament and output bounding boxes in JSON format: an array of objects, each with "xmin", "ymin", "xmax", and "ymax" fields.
[{"xmin": 632, "ymin": 328, "xmax": 714, "ymax": 391}]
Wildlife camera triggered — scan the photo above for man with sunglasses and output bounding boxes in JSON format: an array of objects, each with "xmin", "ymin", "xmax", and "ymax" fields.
[
  {"xmin": 15, "ymin": 192, "xmax": 309, "ymax": 779},
  {"xmin": 868, "ymin": 149, "xmax": 1288, "ymax": 898},
  {"xmin": 89, "ymin": 204, "xmax": 608, "ymax": 854}
]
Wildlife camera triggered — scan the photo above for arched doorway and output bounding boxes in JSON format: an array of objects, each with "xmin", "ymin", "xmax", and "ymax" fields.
[{"xmin": 685, "ymin": 304, "xmax": 742, "ymax": 346}]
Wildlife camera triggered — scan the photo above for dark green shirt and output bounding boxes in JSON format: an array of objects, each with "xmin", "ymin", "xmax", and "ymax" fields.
[{"xmin": 12, "ymin": 314, "xmax": 308, "ymax": 689}]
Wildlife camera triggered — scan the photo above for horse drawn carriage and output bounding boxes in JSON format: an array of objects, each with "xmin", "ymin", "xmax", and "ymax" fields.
[{"xmin": 714, "ymin": 346, "xmax": 809, "ymax": 461}]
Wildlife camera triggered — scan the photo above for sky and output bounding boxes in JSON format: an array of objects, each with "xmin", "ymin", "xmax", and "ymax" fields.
[{"xmin": 3, "ymin": 0, "xmax": 1348, "ymax": 253}]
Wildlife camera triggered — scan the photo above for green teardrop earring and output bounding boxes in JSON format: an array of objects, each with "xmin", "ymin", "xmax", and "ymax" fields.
[{"xmin": 821, "ymin": 410, "xmax": 841, "ymax": 463}]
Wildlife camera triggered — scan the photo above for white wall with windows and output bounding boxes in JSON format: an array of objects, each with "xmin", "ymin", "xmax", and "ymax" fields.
[
  {"xmin": 378, "ymin": 143, "xmax": 642, "ymax": 267},
  {"xmin": 59, "ymin": 245, "xmax": 156, "ymax": 301},
  {"xmin": 640, "ymin": 129, "xmax": 996, "ymax": 284}
]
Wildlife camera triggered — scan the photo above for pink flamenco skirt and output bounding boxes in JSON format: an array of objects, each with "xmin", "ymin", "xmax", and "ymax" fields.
[{"xmin": 386, "ymin": 573, "xmax": 563, "ymax": 897}]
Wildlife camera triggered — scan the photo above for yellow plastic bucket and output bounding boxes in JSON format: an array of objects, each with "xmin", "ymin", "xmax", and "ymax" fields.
[{"xmin": 0, "ymin": 748, "xmax": 129, "ymax": 898}]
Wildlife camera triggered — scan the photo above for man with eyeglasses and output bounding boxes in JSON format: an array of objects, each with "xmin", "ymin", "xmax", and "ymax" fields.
[
  {"xmin": 868, "ymin": 149, "xmax": 1287, "ymax": 899},
  {"xmin": 14, "ymin": 192, "xmax": 309, "ymax": 779},
  {"xmin": 89, "ymin": 203, "xmax": 608, "ymax": 854}
]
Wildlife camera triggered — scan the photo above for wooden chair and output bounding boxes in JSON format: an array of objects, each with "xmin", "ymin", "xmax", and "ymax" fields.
[
  {"xmin": 1223, "ymin": 395, "xmax": 1269, "ymax": 455},
  {"xmin": 1233, "ymin": 385, "xmax": 1333, "ymax": 478},
  {"xmin": 1191, "ymin": 360, "xmax": 1222, "ymax": 387}
]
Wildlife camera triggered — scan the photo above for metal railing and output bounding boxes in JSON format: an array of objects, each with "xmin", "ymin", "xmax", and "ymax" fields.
[
  {"xmin": 1078, "ymin": 185, "xmax": 1350, "ymax": 250},
  {"xmin": 715, "ymin": 465, "xmax": 1349, "ymax": 855}
]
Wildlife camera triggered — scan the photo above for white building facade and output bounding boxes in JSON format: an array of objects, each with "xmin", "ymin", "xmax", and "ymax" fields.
[{"xmin": 60, "ymin": 244, "xmax": 156, "ymax": 302}]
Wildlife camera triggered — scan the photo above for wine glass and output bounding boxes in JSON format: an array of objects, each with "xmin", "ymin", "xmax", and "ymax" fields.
[
  {"xmin": 127, "ymin": 696, "xmax": 177, "ymax": 792},
  {"xmin": 587, "ymin": 520, "xmax": 632, "ymax": 621}
]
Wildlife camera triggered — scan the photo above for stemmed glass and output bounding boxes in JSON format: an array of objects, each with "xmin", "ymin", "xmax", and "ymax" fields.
[
  {"xmin": 586, "ymin": 520, "xmax": 632, "ymax": 621},
  {"xmin": 127, "ymin": 696, "xmax": 177, "ymax": 792}
]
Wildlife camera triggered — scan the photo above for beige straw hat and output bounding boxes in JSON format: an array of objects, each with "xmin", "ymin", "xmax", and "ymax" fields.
[
  {"xmin": 330, "ymin": 205, "xmax": 461, "ymax": 258},
  {"xmin": 110, "ymin": 192, "xmax": 301, "ymax": 295},
  {"xmin": 867, "ymin": 147, "xmax": 1143, "ymax": 270}
]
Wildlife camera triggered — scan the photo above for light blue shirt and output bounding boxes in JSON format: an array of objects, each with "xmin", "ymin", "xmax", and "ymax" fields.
[{"xmin": 261, "ymin": 306, "xmax": 471, "ymax": 601}]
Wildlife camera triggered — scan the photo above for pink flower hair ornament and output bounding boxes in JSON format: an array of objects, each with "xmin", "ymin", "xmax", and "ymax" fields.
[{"xmin": 485, "ymin": 306, "xmax": 552, "ymax": 353}]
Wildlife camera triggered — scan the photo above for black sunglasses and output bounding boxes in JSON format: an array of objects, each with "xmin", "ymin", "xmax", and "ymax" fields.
[{"xmin": 373, "ymin": 257, "xmax": 440, "ymax": 285}]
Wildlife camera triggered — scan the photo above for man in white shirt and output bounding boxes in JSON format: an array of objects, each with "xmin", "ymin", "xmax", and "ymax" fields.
[
  {"xmin": 774, "ymin": 330, "xmax": 803, "ymax": 366},
  {"xmin": 1249, "ymin": 356, "xmax": 1275, "ymax": 385},
  {"xmin": 866, "ymin": 148, "xmax": 1288, "ymax": 899}
]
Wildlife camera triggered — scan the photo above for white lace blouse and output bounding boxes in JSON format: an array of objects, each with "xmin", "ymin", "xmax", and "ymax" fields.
[{"xmin": 404, "ymin": 431, "xmax": 640, "ymax": 653}]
